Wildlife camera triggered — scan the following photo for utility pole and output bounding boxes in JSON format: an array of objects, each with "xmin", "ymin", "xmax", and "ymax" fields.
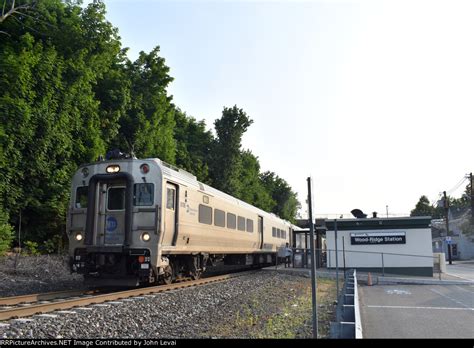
[
  {"xmin": 443, "ymin": 191, "xmax": 452, "ymax": 265},
  {"xmin": 307, "ymin": 177, "xmax": 318, "ymax": 339},
  {"xmin": 470, "ymin": 172, "xmax": 473, "ymax": 220},
  {"xmin": 334, "ymin": 219, "xmax": 339, "ymax": 297}
]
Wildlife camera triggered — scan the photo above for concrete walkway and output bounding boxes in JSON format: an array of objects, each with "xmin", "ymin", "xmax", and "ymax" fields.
[
  {"xmin": 359, "ymin": 261, "xmax": 474, "ymax": 338},
  {"xmin": 359, "ymin": 283, "xmax": 474, "ymax": 338},
  {"xmin": 264, "ymin": 265, "xmax": 474, "ymax": 285},
  {"xmin": 445, "ymin": 260, "xmax": 474, "ymax": 282}
]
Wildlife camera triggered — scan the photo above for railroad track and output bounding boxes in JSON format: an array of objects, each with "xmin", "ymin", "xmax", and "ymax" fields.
[
  {"xmin": 0, "ymin": 289, "xmax": 99, "ymax": 307},
  {"xmin": 0, "ymin": 270, "xmax": 254, "ymax": 321}
]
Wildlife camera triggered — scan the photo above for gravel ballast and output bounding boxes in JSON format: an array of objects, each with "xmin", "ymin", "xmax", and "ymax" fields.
[
  {"xmin": 0, "ymin": 254, "xmax": 85, "ymax": 297},
  {"xmin": 0, "ymin": 270, "xmax": 337, "ymax": 339}
]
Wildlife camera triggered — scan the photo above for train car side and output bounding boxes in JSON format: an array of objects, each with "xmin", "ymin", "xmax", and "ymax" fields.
[{"xmin": 68, "ymin": 157, "xmax": 292, "ymax": 286}]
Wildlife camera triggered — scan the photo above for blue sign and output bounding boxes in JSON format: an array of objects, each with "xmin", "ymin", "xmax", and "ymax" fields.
[
  {"xmin": 446, "ymin": 237, "xmax": 452, "ymax": 245},
  {"xmin": 106, "ymin": 216, "xmax": 118, "ymax": 232}
]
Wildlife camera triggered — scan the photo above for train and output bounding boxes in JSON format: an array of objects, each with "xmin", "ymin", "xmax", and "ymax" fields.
[{"xmin": 67, "ymin": 152, "xmax": 297, "ymax": 286}]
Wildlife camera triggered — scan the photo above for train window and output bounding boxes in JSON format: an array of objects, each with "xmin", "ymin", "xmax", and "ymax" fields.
[
  {"xmin": 227, "ymin": 213, "xmax": 236, "ymax": 229},
  {"xmin": 282, "ymin": 230, "xmax": 286, "ymax": 239},
  {"xmin": 237, "ymin": 216, "xmax": 246, "ymax": 231},
  {"xmin": 134, "ymin": 183, "xmax": 154, "ymax": 206},
  {"xmin": 214, "ymin": 209, "xmax": 226, "ymax": 227},
  {"xmin": 199, "ymin": 204, "xmax": 212, "ymax": 225},
  {"xmin": 107, "ymin": 187, "xmax": 125, "ymax": 211},
  {"xmin": 272, "ymin": 227, "xmax": 276, "ymax": 237},
  {"xmin": 75, "ymin": 186, "xmax": 88, "ymax": 208},
  {"xmin": 246, "ymin": 219, "xmax": 254, "ymax": 233},
  {"xmin": 166, "ymin": 188, "xmax": 175, "ymax": 210},
  {"xmin": 277, "ymin": 229, "xmax": 281, "ymax": 238}
]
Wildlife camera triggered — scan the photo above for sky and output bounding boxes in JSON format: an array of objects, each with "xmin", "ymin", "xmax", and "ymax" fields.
[{"xmin": 98, "ymin": 0, "xmax": 473, "ymax": 219}]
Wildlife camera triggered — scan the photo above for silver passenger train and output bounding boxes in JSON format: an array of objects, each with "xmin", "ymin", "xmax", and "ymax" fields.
[{"xmin": 68, "ymin": 154, "xmax": 296, "ymax": 286}]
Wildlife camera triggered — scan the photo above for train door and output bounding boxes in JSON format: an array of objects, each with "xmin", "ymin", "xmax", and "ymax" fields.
[
  {"xmin": 103, "ymin": 184, "xmax": 126, "ymax": 245},
  {"xmin": 162, "ymin": 183, "xmax": 178, "ymax": 246},
  {"xmin": 94, "ymin": 182, "xmax": 126, "ymax": 245},
  {"xmin": 95, "ymin": 183, "xmax": 107, "ymax": 245},
  {"xmin": 258, "ymin": 216, "xmax": 264, "ymax": 249}
]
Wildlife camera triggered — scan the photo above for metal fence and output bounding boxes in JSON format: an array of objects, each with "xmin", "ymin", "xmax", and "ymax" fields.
[
  {"xmin": 330, "ymin": 269, "xmax": 363, "ymax": 339},
  {"xmin": 286, "ymin": 247, "xmax": 444, "ymax": 280}
]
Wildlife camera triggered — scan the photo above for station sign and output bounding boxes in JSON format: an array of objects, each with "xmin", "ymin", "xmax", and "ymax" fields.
[{"xmin": 350, "ymin": 231, "xmax": 406, "ymax": 245}]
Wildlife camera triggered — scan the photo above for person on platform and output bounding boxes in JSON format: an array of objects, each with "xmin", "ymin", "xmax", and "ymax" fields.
[{"xmin": 284, "ymin": 243, "xmax": 292, "ymax": 268}]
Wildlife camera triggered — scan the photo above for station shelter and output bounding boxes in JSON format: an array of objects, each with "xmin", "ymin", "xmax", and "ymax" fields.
[{"xmin": 324, "ymin": 216, "xmax": 433, "ymax": 276}]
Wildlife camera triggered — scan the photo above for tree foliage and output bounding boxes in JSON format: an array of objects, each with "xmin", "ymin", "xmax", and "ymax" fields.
[
  {"xmin": 411, "ymin": 184, "xmax": 473, "ymax": 220},
  {"xmin": 410, "ymin": 195, "xmax": 438, "ymax": 218},
  {"xmin": 115, "ymin": 47, "xmax": 175, "ymax": 161},
  {"xmin": 211, "ymin": 105, "xmax": 253, "ymax": 196},
  {"xmin": 174, "ymin": 109, "xmax": 213, "ymax": 183},
  {"xmin": 0, "ymin": 0, "xmax": 301, "ymax": 250},
  {"xmin": 237, "ymin": 151, "xmax": 275, "ymax": 212},
  {"xmin": 0, "ymin": 209, "xmax": 13, "ymax": 255},
  {"xmin": 260, "ymin": 171, "xmax": 301, "ymax": 223}
]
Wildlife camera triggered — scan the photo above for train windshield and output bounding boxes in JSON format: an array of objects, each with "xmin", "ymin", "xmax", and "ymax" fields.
[
  {"xmin": 134, "ymin": 183, "xmax": 154, "ymax": 206},
  {"xmin": 107, "ymin": 187, "xmax": 126, "ymax": 210},
  {"xmin": 75, "ymin": 186, "xmax": 88, "ymax": 208}
]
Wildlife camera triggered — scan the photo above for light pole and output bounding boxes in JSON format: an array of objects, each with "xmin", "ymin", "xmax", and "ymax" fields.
[
  {"xmin": 443, "ymin": 191, "xmax": 452, "ymax": 265},
  {"xmin": 307, "ymin": 177, "xmax": 318, "ymax": 339}
]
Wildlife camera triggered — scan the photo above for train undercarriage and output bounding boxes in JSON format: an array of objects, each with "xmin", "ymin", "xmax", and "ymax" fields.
[{"xmin": 71, "ymin": 248, "xmax": 276, "ymax": 287}]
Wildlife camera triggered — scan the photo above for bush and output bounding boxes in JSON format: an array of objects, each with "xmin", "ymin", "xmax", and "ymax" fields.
[
  {"xmin": 43, "ymin": 235, "xmax": 64, "ymax": 254},
  {"xmin": 24, "ymin": 241, "xmax": 40, "ymax": 256},
  {"xmin": 0, "ymin": 210, "xmax": 13, "ymax": 255}
]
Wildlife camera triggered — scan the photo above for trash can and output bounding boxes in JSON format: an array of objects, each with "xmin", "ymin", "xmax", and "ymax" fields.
[{"xmin": 294, "ymin": 251, "xmax": 303, "ymax": 268}]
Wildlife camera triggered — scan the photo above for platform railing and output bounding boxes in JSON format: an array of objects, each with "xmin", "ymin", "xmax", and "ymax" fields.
[{"xmin": 330, "ymin": 269, "xmax": 363, "ymax": 339}]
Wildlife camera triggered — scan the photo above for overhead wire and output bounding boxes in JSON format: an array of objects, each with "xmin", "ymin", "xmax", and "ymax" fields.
[
  {"xmin": 446, "ymin": 176, "xmax": 468, "ymax": 195},
  {"xmin": 430, "ymin": 175, "xmax": 469, "ymax": 208}
]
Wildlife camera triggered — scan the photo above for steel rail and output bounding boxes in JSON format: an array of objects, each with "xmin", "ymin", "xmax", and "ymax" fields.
[
  {"xmin": 0, "ymin": 289, "xmax": 97, "ymax": 306},
  {"xmin": 0, "ymin": 270, "xmax": 254, "ymax": 321}
]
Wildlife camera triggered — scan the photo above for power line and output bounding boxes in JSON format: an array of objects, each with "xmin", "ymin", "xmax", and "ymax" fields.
[
  {"xmin": 446, "ymin": 176, "xmax": 468, "ymax": 195},
  {"xmin": 428, "ymin": 174, "xmax": 470, "ymax": 209}
]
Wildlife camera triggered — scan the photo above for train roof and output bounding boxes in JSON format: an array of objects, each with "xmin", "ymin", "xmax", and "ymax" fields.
[
  {"xmin": 151, "ymin": 158, "xmax": 295, "ymax": 227},
  {"xmin": 77, "ymin": 156, "xmax": 297, "ymax": 228}
]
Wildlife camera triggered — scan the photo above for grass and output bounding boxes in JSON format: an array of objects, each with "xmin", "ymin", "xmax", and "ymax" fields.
[{"xmin": 206, "ymin": 276, "xmax": 338, "ymax": 339}]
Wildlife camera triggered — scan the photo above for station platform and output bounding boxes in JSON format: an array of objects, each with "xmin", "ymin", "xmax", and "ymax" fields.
[{"xmin": 263, "ymin": 265, "xmax": 473, "ymax": 285}]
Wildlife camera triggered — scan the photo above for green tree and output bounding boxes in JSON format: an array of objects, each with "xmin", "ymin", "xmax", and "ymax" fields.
[
  {"xmin": 260, "ymin": 171, "xmax": 300, "ymax": 222},
  {"xmin": 0, "ymin": 0, "xmax": 34, "ymax": 33},
  {"xmin": 0, "ymin": 0, "xmax": 125, "ymax": 243},
  {"xmin": 237, "ymin": 151, "xmax": 275, "ymax": 212},
  {"xmin": 174, "ymin": 109, "xmax": 213, "ymax": 183},
  {"xmin": 211, "ymin": 105, "xmax": 253, "ymax": 196},
  {"xmin": 0, "ymin": 0, "xmax": 303, "ymax": 249},
  {"xmin": 450, "ymin": 183, "xmax": 471, "ymax": 210},
  {"xmin": 410, "ymin": 195, "xmax": 443, "ymax": 219},
  {"xmin": 115, "ymin": 47, "xmax": 176, "ymax": 162},
  {"xmin": 0, "ymin": 209, "xmax": 13, "ymax": 255},
  {"xmin": 410, "ymin": 195, "xmax": 434, "ymax": 217}
]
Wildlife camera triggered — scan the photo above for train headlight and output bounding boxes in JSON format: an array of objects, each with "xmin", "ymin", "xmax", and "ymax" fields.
[
  {"xmin": 140, "ymin": 164, "xmax": 150, "ymax": 174},
  {"xmin": 81, "ymin": 167, "xmax": 89, "ymax": 178},
  {"xmin": 75, "ymin": 233, "xmax": 83, "ymax": 241},
  {"xmin": 106, "ymin": 165, "xmax": 120, "ymax": 173},
  {"xmin": 141, "ymin": 232, "xmax": 150, "ymax": 242}
]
